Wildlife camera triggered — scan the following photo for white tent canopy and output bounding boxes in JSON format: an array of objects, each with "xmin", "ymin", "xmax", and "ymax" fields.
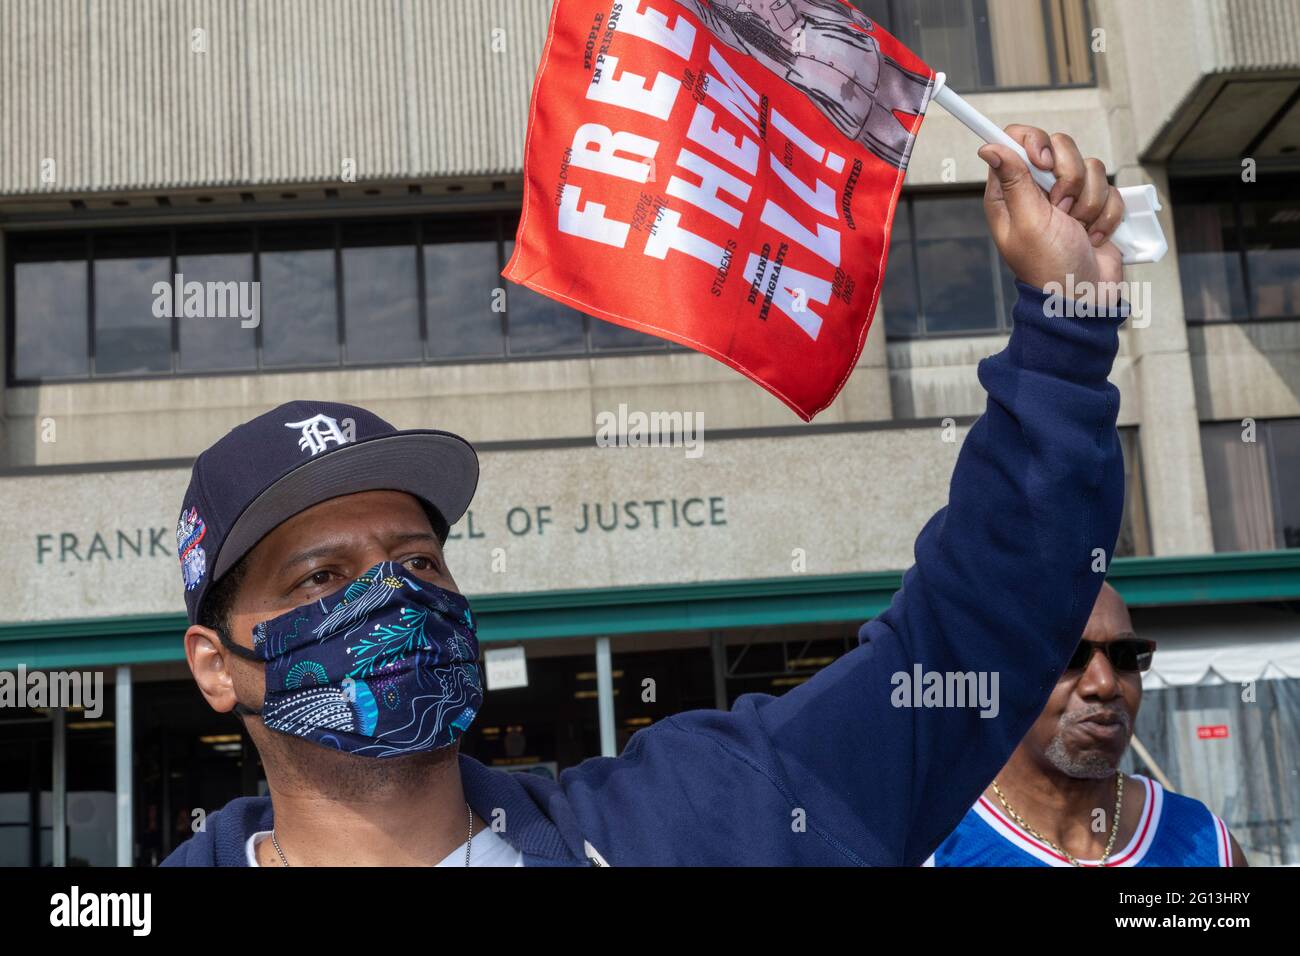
[{"xmin": 1141, "ymin": 623, "xmax": 1300, "ymax": 688}]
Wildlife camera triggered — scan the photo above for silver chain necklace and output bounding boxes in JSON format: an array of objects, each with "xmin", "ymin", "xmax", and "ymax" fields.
[{"xmin": 269, "ymin": 801, "xmax": 475, "ymax": 867}]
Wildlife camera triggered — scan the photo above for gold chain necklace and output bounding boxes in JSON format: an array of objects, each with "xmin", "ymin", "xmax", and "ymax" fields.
[{"xmin": 991, "ymin": 773, "xmax": 1124, "ymax": 867}]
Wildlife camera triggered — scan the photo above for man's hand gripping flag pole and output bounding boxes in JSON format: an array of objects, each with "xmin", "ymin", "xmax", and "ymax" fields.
[{"xmin": 930, "ymin": 72, "xmax": 1168, "ymax": 265}]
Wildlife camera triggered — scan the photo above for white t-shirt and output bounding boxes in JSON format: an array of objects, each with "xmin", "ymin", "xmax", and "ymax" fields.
[{"xmin": 245, "ymin": 826, "xmax": 524, "ymax": 867}]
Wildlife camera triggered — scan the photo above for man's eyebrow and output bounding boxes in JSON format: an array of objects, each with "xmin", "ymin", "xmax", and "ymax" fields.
[
  {"xmin": 385, "ymin": 531, "xmax": 440, "ymax": 546},
  {"xmin": 279, "ymin": 542, "xmax": 354, "ymax": 570},
  {"xmin": 280, "ymin": 531, "xmax": 440, "ymax": 570}
]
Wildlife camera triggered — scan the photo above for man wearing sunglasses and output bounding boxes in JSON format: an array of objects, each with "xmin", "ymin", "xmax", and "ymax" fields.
[{"xmin": 926, "ymin": 584, "xmax": 1247, "ymax": 867}]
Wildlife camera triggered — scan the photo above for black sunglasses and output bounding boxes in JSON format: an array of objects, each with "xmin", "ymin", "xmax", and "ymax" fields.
[{"xmin": 1067, "ymin": 638, "xmax": 1156, "ymax": 673}]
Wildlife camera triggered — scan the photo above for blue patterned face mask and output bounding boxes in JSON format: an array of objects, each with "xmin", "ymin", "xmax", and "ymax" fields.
[{"xmin": 219, "ymin": 561, "xmax": 483, "ymax": 758}]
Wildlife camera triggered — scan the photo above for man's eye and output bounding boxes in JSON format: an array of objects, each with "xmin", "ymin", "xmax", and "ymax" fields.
[
  {"xmin": 403, "ymin": 556, "xmax": 436, "ymax": 573},
  {"xmin": 306, "ymin": 570, "xmax": 333, "ymax": 587}
]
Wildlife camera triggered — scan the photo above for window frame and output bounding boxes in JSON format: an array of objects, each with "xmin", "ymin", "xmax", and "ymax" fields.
[
  {"xmin": 881, "ymin": 191, "xmax": 1017, "ymax": 341},
  {"xmin": 4, "ymin": 211, "xmax": 674, "ymax": 387},
  {"xmin": 7, "ymin": 232, "xmax": 92, "ymax": 382},
  {"xmin": 1200, "ymin": 416, "xmax": 1300, "ymax": 552},
  {"xmin": 1116, "ymin": 426, "xmax": 1152, "ymax": 558},
  {"xmin": 1173, "ymin": 177, "xmax": 1300, "ymax": 326},
  {"xmin": 851, "ymin": 0, "xmax": 1098, "ymax": 95}
]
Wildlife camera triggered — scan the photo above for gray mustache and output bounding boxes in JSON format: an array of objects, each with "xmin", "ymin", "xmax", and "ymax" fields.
[{"xmin": 1061, "ymin": 706, "xmax": 1133, "ymax": 732}]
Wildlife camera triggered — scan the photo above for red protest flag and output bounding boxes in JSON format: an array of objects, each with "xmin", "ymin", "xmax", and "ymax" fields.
[{"xmin": 504, "ymin": 0, "xmax": 934, "ymax": 421}]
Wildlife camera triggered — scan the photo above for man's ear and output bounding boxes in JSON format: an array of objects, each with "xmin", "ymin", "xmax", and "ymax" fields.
[{"xmin": 184, "ymin": 624, "xmax": 239, "ymax": 714}]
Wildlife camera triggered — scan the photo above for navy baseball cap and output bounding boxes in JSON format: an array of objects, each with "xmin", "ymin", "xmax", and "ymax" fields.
[{"xmin": 175, "ymin": 400, "xmax": 479, "ymax": 625}]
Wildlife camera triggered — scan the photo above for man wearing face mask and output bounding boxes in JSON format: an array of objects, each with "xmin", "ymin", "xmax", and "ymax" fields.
[
  {"xmin": 165, "ymin": 128, "xmax": 1131, "ymax": 866},
  {"xmin": 173, "ymin": 427, "xmax": 519, "ymax": 866},
  {"xmin": 926, "ymin": 584, "xmax": 1248, "ymax": 867}
]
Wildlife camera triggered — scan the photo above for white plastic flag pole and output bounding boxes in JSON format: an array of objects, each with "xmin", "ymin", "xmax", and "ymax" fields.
[{"xmin": 930, "ymin": 72, "xmax": 1167, "ymax": 265}]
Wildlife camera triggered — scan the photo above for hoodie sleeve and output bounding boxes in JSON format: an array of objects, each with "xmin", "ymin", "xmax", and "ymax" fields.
[{"xmin": 558, "ymin": 282, "xmax": 1128, "ymax": 865}]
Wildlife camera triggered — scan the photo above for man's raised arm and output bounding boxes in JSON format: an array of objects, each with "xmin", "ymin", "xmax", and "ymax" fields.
[{"xmin": 559, "ymin": 127, "xmax": 1131, "ymax": 865}]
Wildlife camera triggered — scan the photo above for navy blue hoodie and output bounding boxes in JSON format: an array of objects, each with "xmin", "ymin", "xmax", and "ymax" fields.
[{"xmin": 162, "ymin": 282, "xmax": 1126, "ymax": 867}]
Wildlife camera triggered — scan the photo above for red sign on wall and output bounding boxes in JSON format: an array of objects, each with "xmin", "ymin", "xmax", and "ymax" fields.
[
  {"xmin": 1196, "ymin": 725, "xmax": 1230, "ymax": 739},
  {"xmin": 505, "ymin": 0, "xmax": 934, "ymax": 420}
]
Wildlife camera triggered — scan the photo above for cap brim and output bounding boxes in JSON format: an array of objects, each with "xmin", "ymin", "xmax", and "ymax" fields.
[{"xmin": 211, "ymin": 431, "xmax": 479, "ymax": 581}]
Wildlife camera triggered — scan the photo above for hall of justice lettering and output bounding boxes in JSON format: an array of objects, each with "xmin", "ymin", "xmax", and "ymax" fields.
[
  {"xmin": 447, "ymin": 498, "xmax": 727, "ymax": 539},
  {"xmin": 558, "ymin": 1, "xmax": 845, "ymax": 340},
  {"xmin": 574, "ymin": 496, "xmax": 725, "ymax": 533}
]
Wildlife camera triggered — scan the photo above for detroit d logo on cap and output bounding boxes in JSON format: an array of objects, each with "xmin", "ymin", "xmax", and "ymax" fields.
[{"xmin": 286, "ymin": 413, "xmax": 354, "ymax": 456}]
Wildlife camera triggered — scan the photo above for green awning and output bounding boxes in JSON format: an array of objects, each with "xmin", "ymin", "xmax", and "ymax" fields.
[{"xmin": 2, "ymin": 550, "xmax": 1298, "ymax": 670}]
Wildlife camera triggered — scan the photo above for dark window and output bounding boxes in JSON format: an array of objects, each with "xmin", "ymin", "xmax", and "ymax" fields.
[
  {"xmin": 1173, "ymin": 178, "xmax": 1300, "ymax": 323},
  {"xmin": 1243, "ymin": 195, "xmax": 1300, "ymax": 320},
  {"xmin": 10, "ymin": 233, "xmax": 89, "ymax": 380},
  {"xmin": 0, "ymin": 711, "xmax": 54, "ymax": 866},
  {"xmin": 92, "ymin": 232, "xmax": 172, "ymax": 376},
  {"xmin": 6, "ymin": 212, "xmax": 683, "ymax": 384},
  {"xmin": 914, "ymin": 196, "xmax": 1003, "ymax": 333},
  {"xmin": 1201, "ymin": 418, "xmax": 1300, "ymax": 551},
  {"xmin": 503, "ymin": 238, "xmax": 587, "ymax": 356},
  {"xmin": 342, "ymin": 221, "xmax": 420, "ymax": 365},
  {"xmin": 177, "ymin": 228, "xmax": 257, "ymax": 373},
  {"xmin": 1272, "ymin": 421, "xmax": 1300, "ymax": 549},
  {"xmin": 883, "ymin": 193, "xmax": 1016, "ymax": 338},
  {"xmin": 852, "ymin": 0, "xmax": 1095, "ymax": 92},
  {"xmin": 259, "ymin": 224, "xmax": 339, "ymax": 369},
  {"xmin": 1115, "ymin": 427, "xmax": 1151, "ymax": 558},
  {"xmin": 880, "ymin": 203, "xmax": 919, "ymax": 338},
  {"xmin": 1171, "ymin": 195, "xmax": 1249, "ymax": 321},
  {"xmin": 589, "ymin": 315, "xmax": 665, "ymax": 351},
  {"xmin": 423, "ymin": 217, "xmax": 505, "ymax": 360}
]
